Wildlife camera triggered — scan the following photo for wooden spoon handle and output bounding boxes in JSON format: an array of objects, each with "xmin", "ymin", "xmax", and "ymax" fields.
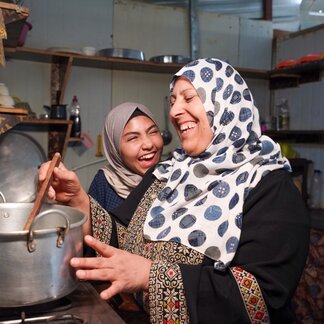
[{"xmin": 23, "ymin": 152, "xmax": 61, "ymax": 231}]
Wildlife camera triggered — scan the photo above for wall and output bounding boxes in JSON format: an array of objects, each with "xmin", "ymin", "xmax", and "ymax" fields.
[
  {"xmin": 1, "ymin": 0, "xmax": 273, "ymax": 190},
  {"xmin": 1, "ymin": 0, "xmax": 114, "ymax": 189},
  {"xmin": 112, "ymin": 0, "xmax": 272, "ymax": 154},
  {"xmin": 274, "ymin": 25, "xmax": 324, "ymax": 207}
]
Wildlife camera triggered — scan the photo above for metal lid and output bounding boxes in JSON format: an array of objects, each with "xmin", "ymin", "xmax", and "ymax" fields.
[{"xmin": 0, "ymin": 130, "xmax": 46, "ymax": 202}]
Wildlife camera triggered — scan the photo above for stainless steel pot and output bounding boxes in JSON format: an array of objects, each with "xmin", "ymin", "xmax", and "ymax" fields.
[
  {"xmin": 43, "ymin": 104, "xmax": 67, "ymax": 120},
  {"xmin": 0, "ymin": 203, "xmax": 86, "ymax": 307}
]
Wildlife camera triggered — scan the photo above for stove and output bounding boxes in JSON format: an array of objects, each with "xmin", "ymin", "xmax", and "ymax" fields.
[{"xmin": 0, "ymin": 282, "xmax": 126, "ymax": 324}]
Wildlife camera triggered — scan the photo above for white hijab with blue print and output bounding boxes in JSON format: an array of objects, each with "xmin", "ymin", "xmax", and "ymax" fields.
[{"xmin": 143, "ymin": 58, "xmax": 291, "ymax": 270}]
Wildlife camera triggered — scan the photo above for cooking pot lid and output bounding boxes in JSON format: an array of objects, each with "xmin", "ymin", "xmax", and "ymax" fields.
[{"xmin": 0, "ymin": 130, "xmax": 46, "ymax": 203}]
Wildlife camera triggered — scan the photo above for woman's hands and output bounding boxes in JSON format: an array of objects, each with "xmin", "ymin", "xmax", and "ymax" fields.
[
  {"xmin": 38, "ymin": 160, "xmax": 91, "ymax": 234},
  {"xmin": 70, "ymin": 235, "xmax": 152, "ymax": 300}
]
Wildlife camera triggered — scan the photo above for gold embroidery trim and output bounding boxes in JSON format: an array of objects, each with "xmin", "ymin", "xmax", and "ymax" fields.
[{"xmin": 230, "ymin": 266, "xmax": 270, "ymax": 323}]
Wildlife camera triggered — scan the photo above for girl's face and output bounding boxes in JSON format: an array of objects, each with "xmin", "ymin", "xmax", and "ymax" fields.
[
  {"xmin": 170, "ymin": 77, "xmax": 213, "ymax": 156},
  {"xmin": 120, "ymin": 115, "xmax": 163, "ymax": 176}
]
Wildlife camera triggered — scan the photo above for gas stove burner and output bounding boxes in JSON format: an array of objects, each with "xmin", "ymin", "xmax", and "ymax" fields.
[
  {"xmin": 0, "ymin": 298, "xmax": 72, "ymax": 321},
  {"xmin": 0, "ymin": 313, "xmax": 85, "ymax": 324},
  {"xmin": 0, "ymin": 283, "xmax": 125, "ymax": 324}
]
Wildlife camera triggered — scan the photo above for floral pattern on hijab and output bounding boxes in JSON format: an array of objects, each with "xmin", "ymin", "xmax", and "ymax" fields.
[
  {"xmin": 101, "ymin": 102, "xmax": 157, "ymax": 199},
  {"xmin": 144, "ymin": 58, "xmax": 291, "ymax": 270}
]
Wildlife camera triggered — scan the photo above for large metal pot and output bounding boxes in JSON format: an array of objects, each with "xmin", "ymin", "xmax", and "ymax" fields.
[{"xmin": 0, "ymin": 203, "xmax": 86, "ymax": 307}]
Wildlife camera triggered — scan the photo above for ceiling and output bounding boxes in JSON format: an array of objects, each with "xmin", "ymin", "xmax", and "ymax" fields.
[{"xmin": 137, "ymin": 0, "xmax": 324, "ymax": 32}]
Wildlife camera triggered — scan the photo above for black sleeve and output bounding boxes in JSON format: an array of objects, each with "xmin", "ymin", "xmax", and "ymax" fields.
[
  {"xmin": 88, "ymin": 171, "xmax": 101, "ymax": 199},
  {"xmin": 180, "ymin": 170, "xmax": 310, "ymax": 324}
]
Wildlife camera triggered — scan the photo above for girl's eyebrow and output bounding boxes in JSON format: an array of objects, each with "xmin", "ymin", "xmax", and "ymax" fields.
[
  {"xmin": 122, "ymin": 131, "xmax": 139, "ymax": 137},
  {"xmin": 123, "ymin": 124, "xmax": 158, "ymax": 137}
]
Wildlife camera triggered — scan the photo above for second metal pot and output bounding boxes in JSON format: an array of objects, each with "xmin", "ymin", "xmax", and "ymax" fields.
[{"xmin": 43, "ymin": 104, "xmax": 67, "ymax": 120}]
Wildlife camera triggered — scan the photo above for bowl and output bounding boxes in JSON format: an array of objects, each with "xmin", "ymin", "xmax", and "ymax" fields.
[
  {"xmin": 81, "ymin": 46, "xmax": 96, "ymax": 56},
  {"xmin": 0, "ymin": 83, "xmax": 10, "ymax": 96},
  {"xmin": 0, "ymin": 95, "xmax": 15, "ymax": 107},
  {"xmin": 97, "ymin": 48, "xmax": 145, "ymax": 61},
  {"xmin": 150, "ymin": 55, "xmax": 191, "ymax": 64}
]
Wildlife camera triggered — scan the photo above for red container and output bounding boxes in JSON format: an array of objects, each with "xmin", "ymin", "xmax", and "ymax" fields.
[{"xmin": 17, "ymin": 21, "xmax": 32, "ymax": 47}]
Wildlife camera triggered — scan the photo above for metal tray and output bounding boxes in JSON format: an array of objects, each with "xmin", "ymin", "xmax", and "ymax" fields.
[
  {"xmin": 0, "ymin": 130, "xmax": 46, "ymax": 203},
  {"xmin": 97, "ymin": 48, "xmax": 145, "ymax": 61},
  {"xmin": 149, "ymin": 55, "xmax": 191, "ymax": 64}
]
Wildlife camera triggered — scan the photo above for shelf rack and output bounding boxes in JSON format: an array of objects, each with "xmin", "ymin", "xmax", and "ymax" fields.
[
  {"xmin": 263, "ymin": 130, "xmax": 324, "ymax": 144},
  {"xmin": 269, "ymin": 59, "xmax": 324, "ymax": 89}
]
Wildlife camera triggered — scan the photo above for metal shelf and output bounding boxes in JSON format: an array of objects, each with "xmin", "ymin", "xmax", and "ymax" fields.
[
  {"xmin": 269, "ymin": 59, "xmax": 324, "ymax": 89},
  {"xmin": 263, "ymin": 130, "xmax": 324, "ymax": 144},
  {"xmin": 4, "ymin": 46, "xmax": 269, "ymax": 78}
]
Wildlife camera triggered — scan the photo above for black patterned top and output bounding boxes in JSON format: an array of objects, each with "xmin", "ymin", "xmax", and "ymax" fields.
[{"xmin": 90, "ymin": 169, "xmax": 310, "ymax": 324}]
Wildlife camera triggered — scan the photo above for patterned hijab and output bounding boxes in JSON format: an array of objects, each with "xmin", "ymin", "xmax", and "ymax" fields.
[
  {"xmin": 143, "ymin": 58, "xmax": 291, "ymax": 270},
  {"xmin": 101, "ymin": 102, "xmax": 157, "ymax": 199}
]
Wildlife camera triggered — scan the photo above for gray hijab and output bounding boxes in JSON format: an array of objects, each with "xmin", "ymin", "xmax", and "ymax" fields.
[{"xmin": 101, "ymin": 102, "xmax": 157, "ymax": 199}]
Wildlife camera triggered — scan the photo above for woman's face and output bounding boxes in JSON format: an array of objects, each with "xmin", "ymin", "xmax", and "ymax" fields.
[
  {"xmin": 170, "ymin": 77, "xmax": 214, "ymax": 156},
  {"xmin": 120, "ymin": 115, "xmax": 163, "ymax": 176}
]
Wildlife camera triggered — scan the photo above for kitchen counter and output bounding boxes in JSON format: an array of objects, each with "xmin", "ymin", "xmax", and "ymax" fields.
[{"xmin": 0, "ymin": 282, "xmax": 126, "ymax": 323}]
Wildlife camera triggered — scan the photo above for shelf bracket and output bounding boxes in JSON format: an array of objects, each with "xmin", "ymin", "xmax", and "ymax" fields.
[{"xmin": 50, "ymin": 56, "xmax": 73, "ymax": 104}]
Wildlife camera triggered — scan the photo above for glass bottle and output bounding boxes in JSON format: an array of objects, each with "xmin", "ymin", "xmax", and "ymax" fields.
[
  {"xmin": 69, "ymin": 95, "xmax": 82, "ymax": 138},
  {"xmin": 309, "ymin": 169, "xmax": 322, "ymax": 209},
  {"xmin": 276, "ymin": 98, "xmax": 290, "ymax": 130}
]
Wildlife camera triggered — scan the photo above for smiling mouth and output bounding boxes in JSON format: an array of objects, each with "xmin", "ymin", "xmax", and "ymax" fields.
[
  {"xmin": 139, "ymin": 152, "xmax": 156, "ymax": 161},
  {"xmin": 179, "ymin": 122, "xmax": 196, "ymax": 133}
]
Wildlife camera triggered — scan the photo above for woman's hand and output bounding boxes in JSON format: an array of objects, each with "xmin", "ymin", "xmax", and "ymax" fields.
[
  {"xmin": 70, "ymin": 235, "xmax": 152, "ymax": 300},
  {"xmin": 38, "ymin": 161, "xmax": 91, "ymax": 234},
  {"xmin": 38, "ymin": 161, "xmax": 87, "ymax": 207}
]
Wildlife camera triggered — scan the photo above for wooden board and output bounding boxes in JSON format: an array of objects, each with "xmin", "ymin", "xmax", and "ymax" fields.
[{"xmin": 0, "ymin": 107, "xmax": 28, "ymax": 114}]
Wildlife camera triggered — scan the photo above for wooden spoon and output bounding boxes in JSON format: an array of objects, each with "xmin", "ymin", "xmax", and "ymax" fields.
[{"xmin": 23, "ymin": 152, "xmax": 61, "ymax": 231}]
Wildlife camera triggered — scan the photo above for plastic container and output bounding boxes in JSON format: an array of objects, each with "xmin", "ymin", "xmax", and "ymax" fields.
[
  {"xmin": 69, "ymin": 96, "xmax": 82, "ymax": 138},
  {"xmin": 17, "ymin": 21, "xmax": 32, "ymax": 47},
  {"xmin": 309, "ymin": 169, "xmax": 322, "ymax": 209}
]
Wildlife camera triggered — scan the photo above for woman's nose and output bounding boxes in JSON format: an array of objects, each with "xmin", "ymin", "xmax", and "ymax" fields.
[
  {"xmin": 141, "ymin": 136, "xmax": 154, "ymax": 149},
  {"xmin": 170, "ymin": 99, "xmax": 184, "ymax": 118}
]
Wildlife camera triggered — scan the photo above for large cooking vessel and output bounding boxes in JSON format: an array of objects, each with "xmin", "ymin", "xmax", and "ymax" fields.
[{"xmin": 0, "ymin": 203, "xmax": 86, "ymax": 307}]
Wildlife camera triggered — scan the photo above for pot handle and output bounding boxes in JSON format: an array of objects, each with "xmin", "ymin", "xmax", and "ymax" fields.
[
  {"xmin": 43, "ymin": 105, "xmax": 51, "ymax": 112},
  {"xmin": 0, "ymin": 191, "xmax": 6, "ymax": 203},
  {"xmin": 27, "ymin": 209, "xmax": 70, "ymax": 253}
]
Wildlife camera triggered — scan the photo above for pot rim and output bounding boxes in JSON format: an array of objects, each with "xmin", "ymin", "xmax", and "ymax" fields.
[{"xmin": 0, "ymin": 202, "xmax": 86, "ymax": 236}]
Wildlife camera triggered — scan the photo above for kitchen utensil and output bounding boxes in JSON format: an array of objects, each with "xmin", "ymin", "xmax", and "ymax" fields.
[
  {"xmin": 23, "ymin": 152, "xmax": 61, "ymax": 231},
  {"xmin": 43, "ymin": 104, "xmax": 67, "ymax": 119},
  {"xmin": 299, "ymin": 53, "xmax": 323, "ymax": 64},
  {"xmin": 275, "ymin": 59, "xmax": 298, "ymax": 69},
  {"xmin": 0, "ymin": 130, "xmax": 46, "ymax": 203},
  {"xmin": 161, "ymin": 96, "xmax": 172, "ymax": 145},
  {"xmin": 0, "ymin": 202, "xmax": 86, "ymax": 307},
  {"xmin": 96, "ymin": 134, "xmax": 103, "ymax": 157},
  {"xmin": 47, "ymin": 47, "xmax": 82, "ymax": 55},
  {"xmin": 149, "ymin": 55, "xmax": 191, "ymax": 64},
  {"xmin": 97, "ymin": 48, "xmax": 145, "ymax": 61}
]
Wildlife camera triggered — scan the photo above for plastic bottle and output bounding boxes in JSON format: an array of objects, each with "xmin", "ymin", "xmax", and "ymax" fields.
[
  {"xmin": 276, "ymin": 98, "xmax": 290, "ymax": 130},
  {"xmin": 69, "ymin": 95, "xmax": 82, "ymax": 138},
  {"xmin": 309, "ymin": 169, "xmax": 322, "ymax": 209}
]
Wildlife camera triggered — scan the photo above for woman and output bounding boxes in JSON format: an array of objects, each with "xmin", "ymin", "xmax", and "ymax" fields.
[
  {"xmin": 88, "ymin": 102, "xmax": 163, "ymax": 316},
  {"xmin": 40, "ymin": 58, "xmax": 309, "ymax": 323},
  {"xmin": 88, "ymin": 102, "xmax": 163, "ymax": 213}
]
